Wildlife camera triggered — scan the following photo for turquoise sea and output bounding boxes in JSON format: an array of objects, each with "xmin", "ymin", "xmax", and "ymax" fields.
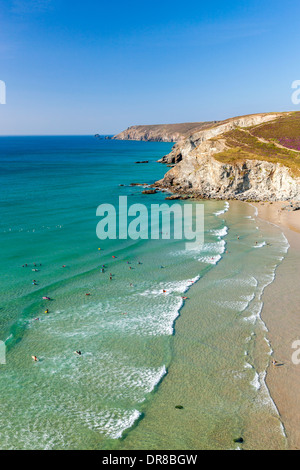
[{"xmin": 0, "ymin": 136, "xmax": 289, "ymax": 449}]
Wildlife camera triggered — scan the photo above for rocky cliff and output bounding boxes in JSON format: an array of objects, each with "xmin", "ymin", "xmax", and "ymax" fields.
[
  {"xmin": 113, "ymin": 121, "xmax": 217, "ymax": 142},
  {"xmin": 155, "ymin": 112, "xmax": 300, "ymax": 202}
]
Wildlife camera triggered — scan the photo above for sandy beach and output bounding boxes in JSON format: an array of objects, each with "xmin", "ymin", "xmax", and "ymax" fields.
[{"xmin": 253, "ymin": 201, "xmax": 300, "ymax": 450}]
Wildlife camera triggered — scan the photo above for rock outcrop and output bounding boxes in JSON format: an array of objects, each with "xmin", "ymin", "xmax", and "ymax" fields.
[{"xmin": 156, "ymin": 112, "xmax": 300, "ymax": 202}]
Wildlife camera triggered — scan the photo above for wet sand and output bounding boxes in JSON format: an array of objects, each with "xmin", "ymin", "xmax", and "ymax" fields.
[{"xmin": 253, "ymin": 201, "xmax": 300, "ymax": 450}]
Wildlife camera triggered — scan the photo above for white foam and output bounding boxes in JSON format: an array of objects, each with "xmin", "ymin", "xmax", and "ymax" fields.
[
  {"xmin": 139, "ymin": 276, "xmax": 200, "ymax": 297},
  {"xmin": 253, "ymin": 241, "xmax": 266, "ymax": 248},
  {"xmin": 72, "ymin": 407, "xmax": 141, "ymax": 439},
  {"xmin": 202, "ymin": 240, "xmax": 226, "ymax": 254},
  {"xmin": 251, "ymin": 371, "xmax": 261, "ymax": 391},
  {"xmin": 214, "ymin": 202, "xmax": 230, "ymax": 217},
  {"xmin": 210, "ymin": 226, "xmax": 228, "ymax": 238},
  {"xmin": 244, "ymin": 362, "xmax": 253, "ymax": 370},
  {"xmin": 198, "ymin": 255, "xmax": 222, "ymax": 265}
]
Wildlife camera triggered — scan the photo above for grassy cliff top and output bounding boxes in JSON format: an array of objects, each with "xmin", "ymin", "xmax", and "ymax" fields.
[{"xmin": 213, "ymin": 112, "xmax": 300, "ymax": 176}]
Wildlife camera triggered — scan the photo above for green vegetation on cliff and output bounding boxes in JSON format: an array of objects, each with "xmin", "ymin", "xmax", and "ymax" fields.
[{"xmin": 213, "ymin": 112, "xmax": 300, "ymax": 176}]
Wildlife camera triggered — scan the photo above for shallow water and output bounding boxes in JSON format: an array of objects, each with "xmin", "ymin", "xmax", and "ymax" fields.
[{"xmin": 0, "ymin": 137, "xmax": 288, "ymax": 449}]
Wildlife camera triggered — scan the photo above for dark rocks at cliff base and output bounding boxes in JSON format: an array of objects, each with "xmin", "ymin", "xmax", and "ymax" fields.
[
  {"xmin": 165, "ymin": 194, "xmax": 190, "ymax": 200},
  {"xmin": 282, "ymin": 203, "xmax": 300, "ymax": 211},
  {"xmin": 142, "ymin": 189, "xmax": 157, "ymax": 194}
]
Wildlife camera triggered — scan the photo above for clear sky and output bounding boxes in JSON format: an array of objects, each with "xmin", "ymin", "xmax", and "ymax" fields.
[{"xmin": 0, "ymin": 0, "xmax": 300, "ymax": 135}]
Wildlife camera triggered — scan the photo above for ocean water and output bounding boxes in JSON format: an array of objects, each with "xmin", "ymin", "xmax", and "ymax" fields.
[{"xmin": 0, "ymin": 136, "xmax": 288, "ymax": 449}]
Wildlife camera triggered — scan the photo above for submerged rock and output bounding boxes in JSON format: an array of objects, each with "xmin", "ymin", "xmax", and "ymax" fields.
[{"xmin": 142, "ymin": 189, "xmax": 157, "ymax": 194}]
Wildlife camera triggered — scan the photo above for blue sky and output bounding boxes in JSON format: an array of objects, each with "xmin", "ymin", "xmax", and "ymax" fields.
[{"xmin": 0, "ymin": 0, "xmax": 299, "ymax": 135}]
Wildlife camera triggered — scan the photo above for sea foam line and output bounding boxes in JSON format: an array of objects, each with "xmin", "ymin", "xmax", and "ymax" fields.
[{"xmin": 214, "ymin": 201, "xmax": 230, "ymax": 217}]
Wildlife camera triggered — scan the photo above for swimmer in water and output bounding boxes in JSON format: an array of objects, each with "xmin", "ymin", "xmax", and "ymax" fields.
[
  {"xmin": 74, "ymin": 351, "xmax": 82, "ymax": 356},
  {"xmin": 32, "ymin": 356, "xmax": 39, "ymax": 362},
  {"xmin": 44, "ymin": 309, "xmax": 49, "ymax": 314}
]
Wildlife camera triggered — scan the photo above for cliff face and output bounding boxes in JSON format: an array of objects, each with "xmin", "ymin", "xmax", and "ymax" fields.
[
  {"xmin": 157, "ymin": 153, "xmax": 300, "ymax": 201},
  {"xmin": 156, "ymin": 112, "xmax": 300, "ymax": 202},
  {"xmin": 158, "ymin": 113, "xmax": 281, "ymax": 164},
  {"xmin": 113, "ymin": 121, "xmax": 217, "ymax": 142}
]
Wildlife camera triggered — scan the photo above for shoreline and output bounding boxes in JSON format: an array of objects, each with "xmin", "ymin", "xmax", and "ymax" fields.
[{"xmin": 252, "ymin": 201, "xmax": 300, "ymax": 450}]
